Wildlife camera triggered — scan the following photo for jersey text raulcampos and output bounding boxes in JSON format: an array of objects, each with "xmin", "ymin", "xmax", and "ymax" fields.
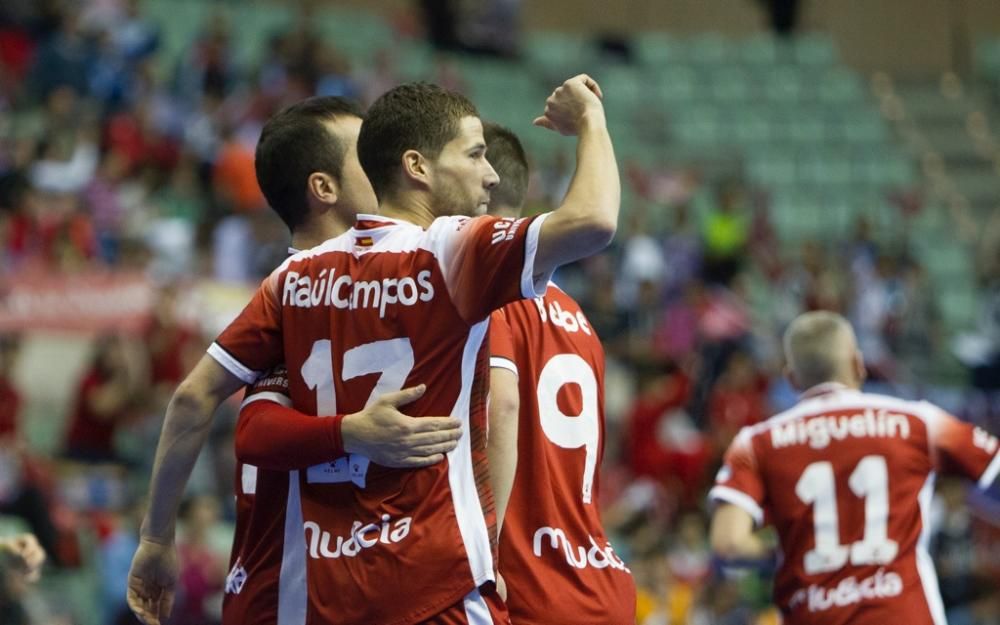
[
  {"xmin": 771, "ymin": 409, "xmax": 911, "ymax": 450},
  {"xmin": 282, "ymin": 269, "xmax": 434, "ymax": 318}
]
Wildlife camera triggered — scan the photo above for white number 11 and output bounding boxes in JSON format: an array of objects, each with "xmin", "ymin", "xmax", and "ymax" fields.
[{"xmin": 795, "ymin": 454, "xmax": 899, "ymax": 574}]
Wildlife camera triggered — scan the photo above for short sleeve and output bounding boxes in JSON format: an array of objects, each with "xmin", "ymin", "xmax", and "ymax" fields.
[
  {"xmin": 489, "ymin": 308, "xmax": 517, "ymax": 377},
  {"xmin": 925, "ymin": 405, "xmax": 1000, "ymax": 489},
  {"xmin": 429, "ymin": 213, "xmax": 552, "ymax": 323},
  {"xmin": 708, "ymin": 429, "xmax": 766, "ymax": 526},
  {"xmin": 207, "ymin": 273, "xmax": 284, "ymax": 383},
  {"xmin": 241, "ymin": 365, "xmax": 292, "ymax": 410}
]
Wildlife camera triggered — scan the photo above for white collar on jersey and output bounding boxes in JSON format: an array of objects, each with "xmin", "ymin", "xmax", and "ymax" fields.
[
  {"xmin": 799, "ymin": 381, "xmax": 853, "ymax": 400},
  {"xmin": 354, "ymin": 214, "xmax": 410, "ymax": 229},
  {"xmin": 287, "ymin": 247, "xmax": 300, "ymax": 255}
]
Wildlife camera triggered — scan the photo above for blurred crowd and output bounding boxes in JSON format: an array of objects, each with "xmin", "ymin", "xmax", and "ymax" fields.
[{"xmin": 0, "ymin": 1, "xmax": 998, "ymax": 624}]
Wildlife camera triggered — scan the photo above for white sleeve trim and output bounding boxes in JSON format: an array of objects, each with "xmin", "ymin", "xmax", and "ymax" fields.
[
  {"xmin": 521, "ymin": 213, "xmax": 553, "ymax": 299},
  {"xmin": 207, "ymin": 342, "xmax": 259, "ymax": 384},
  {"xmin": 241, "ymin": 391, "xmax": 293, "ymax": 411},
  {"xmin": 978, "ymin": 451, "xmax": 1000, "ymax": 490},
  {"xmin": 489, "ymin": 356, "xmax": 518, "ymax": 376},
  {"xmin": 709, "ymin": 485, "xmax": 765, "ymax": 527}
]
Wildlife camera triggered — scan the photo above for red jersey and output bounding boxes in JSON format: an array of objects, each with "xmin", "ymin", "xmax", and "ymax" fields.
[
  {"xmin": 489, "ymin": 284, "xmax": 636, "ymax": 625},
  {"xmin": 208, "ymin": 213, "xmax": 551, "ymax": 625},
  {"xmin": 223, "ymin": 366, "xmax": 306, "ymax": 625},
  {"xmin": 710, "ymin": 383, "xmax": 1000, "ymax": 625}
]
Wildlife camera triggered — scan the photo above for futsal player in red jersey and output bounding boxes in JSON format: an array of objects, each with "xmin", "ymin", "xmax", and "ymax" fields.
[
  {"xmin": 710, "ymin": 311, "xmax": 1000, "ymax": 625},
  {"xmin": 481, "ymin": 122, "xmax": 637, "ymax": 625},
  {"xmin": 128, "ymin": 97, "xmax": 463, "ymax": 625},
  {"xmin": 209, "ymin": 75, "xmax": 619, "ymax": 624}
]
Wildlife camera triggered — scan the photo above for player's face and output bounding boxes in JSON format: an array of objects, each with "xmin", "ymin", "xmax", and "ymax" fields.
[
  {"xmin": 428, "ymin": 116, "xmax": 499, "ymax": 217},
  {"xmin": 324, "ymin": 116, "xmax": 378, "ymax": 216}
]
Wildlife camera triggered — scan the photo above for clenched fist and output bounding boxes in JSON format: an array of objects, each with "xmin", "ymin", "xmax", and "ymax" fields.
[{"xmin": 534, "ymin": 74, "xmax": 606, "ymax": 136}]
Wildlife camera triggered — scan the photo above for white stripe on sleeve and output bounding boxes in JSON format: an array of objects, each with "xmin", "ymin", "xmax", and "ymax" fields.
[{"xmin": 207, "ymin": 342, "xmax": 259, "ymax": 384}]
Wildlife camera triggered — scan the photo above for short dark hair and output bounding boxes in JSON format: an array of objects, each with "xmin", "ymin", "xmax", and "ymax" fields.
[
  {"xmin": 254, "ymin": 96, "xmax": 364, "ymax": 231},
  {"xmin": 358, "ymin": 82, "xmax": 478, "ymax": 202},
  {"xmin": 483, "ymin": 122, "xmax": 529, "ymax": 213}
]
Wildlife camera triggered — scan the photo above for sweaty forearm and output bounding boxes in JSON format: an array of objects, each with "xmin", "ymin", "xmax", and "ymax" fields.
[
  {"xmin": 487, "ymin": 428, "xmax": 517, "ymax": 532},
  {"xmin": 236, "ymin": 401, "xmax": 344, "ymax": 470},
  {"xmin": 562, "ymin": 117, "xmax": 619, "ymax": 243},
  {"xmin": 487, "ymin": 369, "xmax": 519, "ymax": 532},
  {"xmin": 141, "ymin": 390, "xmax": 218, "ymax": 542}
]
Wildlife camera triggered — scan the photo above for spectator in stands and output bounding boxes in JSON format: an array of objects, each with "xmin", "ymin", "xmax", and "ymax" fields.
[
  {"xmin": 172, "ymin": 495, "xmax": 226, "ymax": 625},
  {"xmin": 0, "ymin": 533, "xmax": 46, "ymax": 625},
  {"xmin": 28, "ymin": 9, "xmax": 92, "ymax": 100},
  {"xmin": 964, "ymin": 219, "xmax": 1000, "ymax": 392},
  {"xmin": 706, "ymin": 348, "xmax": 769, "ymax": 450},
  {"xmin": 64, "ymin": 334, "xmax": 142, "ymax": 464},
  {"xmin": 360, "ymin": 49, "xmax": 399, "ymax": 105},
  {"xmin": 98, "ymin": 498, "xmax": 145, "ymax": 625},
  {"xmin": 0, "ymin": 334, "xmax": 22, "ymax": 440},
  {"xmin": 0, "ymin": 334, "xmax": 64, "ymax": 568},
  {"xmin": 666, "ymin": 511, "xmax": 711, "ymax": 588},
  {"xmin": 661, "ymin": 203, "xmax": 702, "ymax": 299},
  {"xmin": 175, "ymin": 12, "xmax": 235, "ymax": 102},
  {"xmin": 84, "ymin": 150, "xmax": 128, "ymax": 264},
  {"xmin": 701, "ymin": 181, "xmax": 749, "ymax": 286},
  {"xmin": 143, "ymin": 285, "xmax": 200, "ymax": 403}
]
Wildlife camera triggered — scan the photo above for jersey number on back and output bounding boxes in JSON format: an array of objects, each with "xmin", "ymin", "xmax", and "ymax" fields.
[
  {"xmin": 537, "ymin": 354, "xmax": 599, "ymax": 504},
  {"xmin": 795, "ymin": 455, "xmax": 899, "ymax": 574},
  {"xmin": 301, "ymin": 338, "xmax": 414, "ymax": 487}
]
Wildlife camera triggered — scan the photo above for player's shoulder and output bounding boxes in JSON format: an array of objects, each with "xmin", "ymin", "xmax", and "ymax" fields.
[
  {"xmin": 743, "ymin": 389, "xmax": 944, "ymax": 448},
  {"xmin": 849, "ymin": 390, "xmax": 943, "ymax": 424}
]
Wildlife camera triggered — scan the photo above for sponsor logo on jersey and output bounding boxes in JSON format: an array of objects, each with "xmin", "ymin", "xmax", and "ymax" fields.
[
  {"xmin": 534, "ymin": 298, "xmax": 592, "ymax": 335},
  {"xmin": 974, "ymin": 427, "xmax": 999, "ymax": 455},
  {"xmin": 225, "ymin": 559, "xmax": 248, "ymax": 595},
  {"xmin": 282, "ymin": 269, "xmax": 434, "ymax": 318},
  {"xmin": 533, "ymin": 526, "xmax": 630, "ymax": 572},
  {"xmin": 788, "ymin": 567, "xmax": 903, "ymax": 613},
  {"xmin": 771, "ymin": 409, "xmax": 910, "ymax": 450},
  {"xmin": 304, "ymin": 515, "xmax": 413, "ymax": 560},
  {"xmin": 491, "ymin": 218, "xmax": 525, "ymax": 245},
  {"xmin": 252, "ymin": 371, "xmax": 289, "ymax": 391}
]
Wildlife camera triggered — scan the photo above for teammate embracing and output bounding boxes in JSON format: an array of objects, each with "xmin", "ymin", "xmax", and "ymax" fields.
[{"xmin": 199, "ymin": 75, "xmax": 619, "ymax": 624}]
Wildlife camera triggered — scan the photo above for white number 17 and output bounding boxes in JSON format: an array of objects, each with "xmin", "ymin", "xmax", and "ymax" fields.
[{"xmin": 300, "ymin": 338, "xmax": 414, "ymax": 487}]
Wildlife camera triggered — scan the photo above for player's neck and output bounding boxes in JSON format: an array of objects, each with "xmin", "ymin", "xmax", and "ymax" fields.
[
  {"xmin": 290, "ymin": 213, "xmax": 352, "ymax": 249},
  {"xmin": 378, "ymin": 193, "xmax": 436, "ymax": 229}
]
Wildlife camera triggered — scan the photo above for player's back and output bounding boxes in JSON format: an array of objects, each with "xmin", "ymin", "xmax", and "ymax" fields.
[
  {"xmin": 712, "ymin": 384, "xmax": 1000, "ymax": 625},
  {"xmin": 213, "ymin": 212, "xmax": 550, "ymax": 624},
  {"xmin": 222, "ymin": 368, "xmax": 300, "ymax": 625},
  {"xmin": 491, "ymin": 284, "xmax": 636, "ymax": 625}
]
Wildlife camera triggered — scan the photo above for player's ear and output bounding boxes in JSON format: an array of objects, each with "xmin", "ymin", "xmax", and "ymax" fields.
[
  {"xmin": 783, "ymin": 364, "xmax": 800, "ymax": 391},
  {"xmin": 401, "ymin": 149, "xmax": 431, "ymax": 189},
  {"xmin": 307, "ymin": 172, "xmax": 339, "ymax": 207},
  {"xmin": 853, "ymin": 349, "xmax": 867, "ymax": 387}
]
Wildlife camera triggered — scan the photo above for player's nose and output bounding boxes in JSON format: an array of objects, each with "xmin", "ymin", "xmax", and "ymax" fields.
[{"xmin": 484, "ymin": 162, "xmax": 499, "ymax": 190}]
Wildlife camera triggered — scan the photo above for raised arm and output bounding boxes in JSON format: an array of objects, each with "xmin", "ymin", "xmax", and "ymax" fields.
[{"xmin": 532, "ymin": 74, "xmax": 620, "ymax": 278}]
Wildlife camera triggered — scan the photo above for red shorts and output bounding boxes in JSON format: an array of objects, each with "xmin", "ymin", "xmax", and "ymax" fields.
[{"xmin": 417, "ymin": 586, "xmax": 510, "ymax": 625}]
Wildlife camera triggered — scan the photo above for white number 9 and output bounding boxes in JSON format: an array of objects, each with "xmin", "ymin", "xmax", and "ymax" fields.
[{"xmin": 537, "ymin": 354, "xmax": 600, "ymax": 504}]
